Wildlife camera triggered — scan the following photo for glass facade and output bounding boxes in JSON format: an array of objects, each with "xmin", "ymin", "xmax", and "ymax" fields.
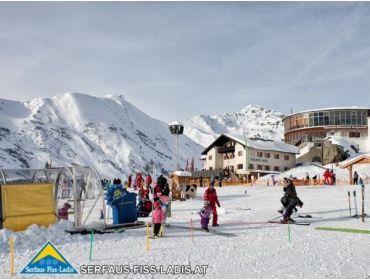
[
  {"xmin": 284, "ymin": 109, "xmax": 369, "ymax": 132},
  {"xmin": 283, "ymin": 109, "xmax": 369, "ymax": 145}
]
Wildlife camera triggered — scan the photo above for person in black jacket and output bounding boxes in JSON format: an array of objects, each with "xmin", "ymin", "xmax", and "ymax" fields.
[
  {"xmin": 354, "ymin": 171, "xmax": 359, "ymax": 185},
  {"xmin": 281, "ymin": 178, "xmax": 302, "ymax": 222}
]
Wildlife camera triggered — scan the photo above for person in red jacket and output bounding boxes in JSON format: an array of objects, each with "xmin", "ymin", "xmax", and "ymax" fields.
[
  {"xmin": 203, "ymin": 184, "xmax": 221, "ymax": 226},
  {"xmin": 134, "ymin": 172, "xmax": 143, "ymax": 190},
  {"xmin": 323, "ymin": 169, "xmax": 331, "ymax": 185},
  {"xmin": 140, "ymin": 185, "xmax": 150, "ymax": 200},
  {"xmin": 145, "ymin": 174, "xmax": 152, "ymax": 187},
  {"xmin": 153, "ymin": 183, "xmax": 162, "ymax": 199}
]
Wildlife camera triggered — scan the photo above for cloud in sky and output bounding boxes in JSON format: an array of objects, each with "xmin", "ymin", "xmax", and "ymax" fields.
[{"xmin": 1, "ymin": 2, "xmax": 370, "ymax": 122}]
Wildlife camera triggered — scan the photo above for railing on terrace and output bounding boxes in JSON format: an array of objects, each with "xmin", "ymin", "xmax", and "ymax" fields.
[{"xmin": 254, "ymin": 175, "xmax": 370, "ymax": 186}]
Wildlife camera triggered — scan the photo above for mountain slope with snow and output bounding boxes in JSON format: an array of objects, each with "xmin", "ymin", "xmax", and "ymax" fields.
[
  {"xmin": 181, "ymin": 105, "xmax": 284, "ymax": 147},
  {"xmin": 0, "ymin": 93, "xmax": 202, "ymax": 178}
]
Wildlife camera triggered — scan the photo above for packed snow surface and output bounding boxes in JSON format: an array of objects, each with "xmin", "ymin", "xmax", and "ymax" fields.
[{"xmin": 1, "ymin": 186, "xmax": 370, "ymax": 278}]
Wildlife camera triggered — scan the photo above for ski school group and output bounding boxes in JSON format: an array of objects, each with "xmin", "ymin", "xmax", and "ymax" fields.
[
  {"xmin": 98, "ymin": 171, "xmax": 319, "ymax": 239},
  {"xmin": 101, "ymin": 172, "xmax": 223, "ymax": 238}
]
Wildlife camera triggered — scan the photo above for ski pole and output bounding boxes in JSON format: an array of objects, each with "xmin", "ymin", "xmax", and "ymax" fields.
[
  {"xmin": 245, "ymin": 190, "xmax": 248, "ymax": 209},
  {"xmin": 159, "ymin": 224, "xmax": 164, "ymax": 237},
  {"xmin": 348, "ymin": 191, "xmax": 351, "ymax": 217},
  {"xmin": 362, "ymin": 185, "xmax": 365, "ymax": 223},
  {"xmin": 353, "ymin": 191, "xmax": 358, "ymax": 217}
]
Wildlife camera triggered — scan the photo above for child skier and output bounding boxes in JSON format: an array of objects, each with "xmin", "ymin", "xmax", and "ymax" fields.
[
  {"xmin": 152, "ymin": 200, "xmax": 165, "ymax": 238},
  {"xmin": 58, "ymin": 202, "xmax": 72, "ymax": 220},
  {"xmin": 199, "ymin": 200, "xmax": 212, "ymax": 231}
]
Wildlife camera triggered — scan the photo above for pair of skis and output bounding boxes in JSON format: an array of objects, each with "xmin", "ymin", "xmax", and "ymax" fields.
[
  {"xmin": 267, "ymin": 214, "xmax": 311, "ymax": 226},
  {"xmin": 167, "ymin": 224, "xmax": 238, "ymax": 237},
  {"xmin": 268, "ymin": 220, "xmax": 310, "ymax": 226},
  {"xmin": 348, "ymin": 185, "xmax": 366, "ymax": 222}
]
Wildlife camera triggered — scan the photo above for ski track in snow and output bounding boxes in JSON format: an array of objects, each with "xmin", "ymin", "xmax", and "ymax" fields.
[{"xmin": 1, "ymin": 186, "xmax": 370, "ymax": 278}]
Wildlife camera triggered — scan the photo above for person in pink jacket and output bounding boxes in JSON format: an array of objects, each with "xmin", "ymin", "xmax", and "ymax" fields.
[{"xmin": 152, "ymin": 201, "xmax": 165, "ymax": 238}]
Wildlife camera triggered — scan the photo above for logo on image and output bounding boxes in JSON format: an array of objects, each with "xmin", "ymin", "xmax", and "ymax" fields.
[{"xmin": 20, "ymin": 241, "xmax": 78, "ymax": 274}]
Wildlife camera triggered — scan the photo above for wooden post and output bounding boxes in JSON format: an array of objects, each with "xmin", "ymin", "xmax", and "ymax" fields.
[
  {"xmin": 159, "ymin": 224, "xmax": 164, "ymax": 237},
  {"xmin": 349, "ymin": 165, "xmax": 353, "ymax": 185},
  {"xmin": 10, "ymin": 237, "xmax": 14, "ymax": 275}
]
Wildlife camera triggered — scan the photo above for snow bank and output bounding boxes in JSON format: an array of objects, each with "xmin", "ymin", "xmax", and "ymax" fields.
[{"xmin": 0, "ymin": 220, "xmax": 77, "ymax": 254}]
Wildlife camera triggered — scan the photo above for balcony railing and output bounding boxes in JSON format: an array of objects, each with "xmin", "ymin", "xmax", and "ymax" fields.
[{"xmin": 218, "ymin": 146, "xmax": 235, "ymax": 153}]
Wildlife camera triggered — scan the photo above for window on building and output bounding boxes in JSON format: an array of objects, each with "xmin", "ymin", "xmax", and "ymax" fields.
[
  {"xmin": 208, "ymin": 155, "xmax": 212, "ymax": 160},
  {"xmin": 274, "ymin": 154, "xmax": 280, "ymax": 159},
  {"xmin": 257, "ymin": 152, "xmax": 263, "ymax": 157},
  {"xmin": 265, "ymin": 153, "xmax": 270, "ymax": 158},
  {"xmin": 264, "ymin": 165, "xmax": 270, "ymax": 171},
  {"xmin": 274, "ymin": 166, "xmax": 280, "ymax": 172},
  {"xmin": 237, "ymin": 164, "xmax": 243, "ymax": 170},
  {"xmin": 284, "ymin": 167, "xmax": 289, "ymax": 171},
  {"xmin": 257, "ymin": 165, "xmax": 263, "ymax": 170},
  {"xmin": 223, "ymin": 154, "xmax": 229, "ymax": 160},
  {"xmin": 238, "ymin": 151, "xmax": 243, "ymax": 156},
  {"xmin": 284, "ymin": 155, "xmax": 290, "ymax": 161},
  {"xmin": 349, "ymin": 132, "xmax": 361, "ymax": 138},
  {"xmin": 248, "ymin": 164, "xmax": 254, "ymax": 170}
]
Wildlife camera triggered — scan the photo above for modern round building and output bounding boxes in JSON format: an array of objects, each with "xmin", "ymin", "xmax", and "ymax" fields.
[{"xmin": 282, "ymin": 107, "xmax": 370, "ymax": 151}]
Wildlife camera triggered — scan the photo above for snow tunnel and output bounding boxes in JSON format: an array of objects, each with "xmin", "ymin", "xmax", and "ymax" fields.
[{"xmin": 0, "ymin": 166, "xmax": 106, "ymax": 231}]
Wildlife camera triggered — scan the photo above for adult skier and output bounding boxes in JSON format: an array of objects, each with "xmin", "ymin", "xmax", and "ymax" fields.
[
  {"xmin": 323, "ymin": 169, "xmax": 332, "ymax": 185},
  {"xmin": 145, "ymin": 174, "xmax": 152, "ymax": 187},
  {"xmin": 281, "ymin": 178, "xmax": 302, "ymax": 222},
  {"xmin": 354, "ymin": 171, "xmax": 359, "ymax": 185},
  {"xmin": 204, "ymin": 184, "xmax": 221, "ymax": 226}
]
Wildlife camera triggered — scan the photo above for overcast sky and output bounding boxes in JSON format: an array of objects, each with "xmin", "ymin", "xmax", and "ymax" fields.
[{"xmin": 1, "ymin": 2, "xmax": 370, "ymax": 122}]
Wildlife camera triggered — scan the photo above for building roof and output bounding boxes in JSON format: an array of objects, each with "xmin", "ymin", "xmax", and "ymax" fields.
[
  {"xmin": 247, "ymin": 137, "xmax": 299, "ymax": 154},
  {"xmin": 282, "ymin": 106, "xmax": 370, "ymax": 121},
  {"xmin": 340, "ymin": 153, "xmax": 370, "ymax": 169},
  {"xmin": 168, "ymin": 121, "xmax": 183, "ymax": 126},
  {"xmin": 201, "ymin": 134, "xmax": 299, "ymax": 155}
]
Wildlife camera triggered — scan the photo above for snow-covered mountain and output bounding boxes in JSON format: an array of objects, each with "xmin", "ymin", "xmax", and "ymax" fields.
[
  {"xmin": 181, "ymin": 105, "xmax": 285, "ymax": 147},
  {"xmin": 0, "ymin": 93, "xmax": 202, "ymax": 178}
]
